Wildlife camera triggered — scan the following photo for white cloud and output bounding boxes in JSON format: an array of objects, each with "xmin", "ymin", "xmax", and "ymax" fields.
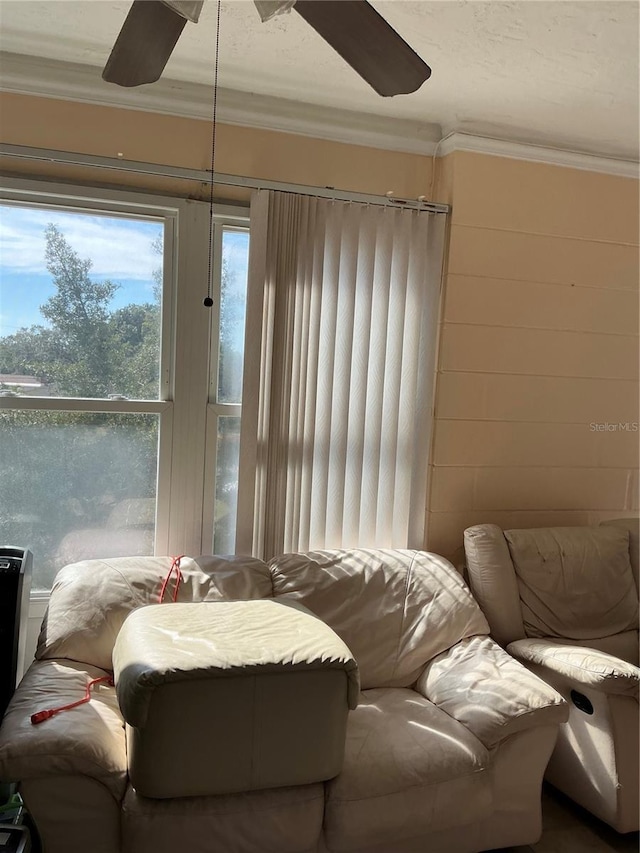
[{"xmin": 0, "ymin": 205, "xmax": 163, "ymax": 282}]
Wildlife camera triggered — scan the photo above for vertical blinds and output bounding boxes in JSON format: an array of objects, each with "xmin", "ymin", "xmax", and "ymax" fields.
[{"xmin": 237, "ymin": 190, "xmax": 445, "ymax": 560}]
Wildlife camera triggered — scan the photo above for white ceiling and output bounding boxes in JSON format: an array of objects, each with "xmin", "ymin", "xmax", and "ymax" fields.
[{"xmin": 0, "ymin": 0, "xmax": 638, "ymax": 161}]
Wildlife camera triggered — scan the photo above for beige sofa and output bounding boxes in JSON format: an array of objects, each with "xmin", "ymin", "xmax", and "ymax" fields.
[
  {"xmin": 464, "ymin": 520, "xmax": 639, "ymax": 833},
  {"xmin": 0, "ymin": 548, "xmax": 568, "ymax": 853}
]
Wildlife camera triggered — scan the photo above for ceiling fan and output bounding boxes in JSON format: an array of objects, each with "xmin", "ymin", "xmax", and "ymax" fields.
[{"xmin": 102, "ymin": 0, "xmax": 431, "ymax": 97}]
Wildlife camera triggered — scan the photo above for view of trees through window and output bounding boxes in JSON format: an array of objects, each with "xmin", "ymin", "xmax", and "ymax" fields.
[
  {"xmin": 2, "ymin": 223, "xmax": 163, "ymax": 398},
  {"xmin": 1, "ymin": 409, "xmax": 159, "ymax": 591},
  {"xmin": 0, "ymin": 202, "xmax": 249, "ymax": 591}
]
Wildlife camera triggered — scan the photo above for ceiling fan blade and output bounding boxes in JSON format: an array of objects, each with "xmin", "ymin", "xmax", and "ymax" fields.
[
  {"xmin": 102, "ymin": 0, "xmax": 188, "ymax": 87},
  {"xmin": 254, "ymin": 0, "xmax": 297, "ymax": 22},
  {"xmin": 162, "ymin": 0, "xmax": 203, "ymax": 23},
  {"xmin": 293, "ymin": 0, "xmax": 431, "ymax": 97}
]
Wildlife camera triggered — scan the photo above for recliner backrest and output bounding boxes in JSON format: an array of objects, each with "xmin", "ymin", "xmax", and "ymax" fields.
[
  {"xmin": 601, "ymin": 518, "xmax": 640, "ymax": 593},
  {"xmin": 464, "ymin": 523, "xmax": 640, "ymax": 663},
  {"xmin": 268, "ymin": 548, "xmax": 489, "ymax": 689},
  {"xmin": 504, "ymin": 526, "xmax": 638, "ymax": 641}
]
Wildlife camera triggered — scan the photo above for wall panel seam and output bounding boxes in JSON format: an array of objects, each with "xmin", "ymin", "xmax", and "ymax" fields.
[
  {"xmin": 450, "ymin": 222, "xmax": 640, "ymax": 248},
  {"xmin": 431, "ymin": 465, "xmax": 636, "ymax": 470},
  {"xmin": 435, "ymin": 371, "xmax": 638, "ymax": 384},
  {"xmin": 442, "ymin": 322, "xmax": 639, "ymax": 339},
  {"xmin": 433, "ymin": 417, "xmax": 639, "ymax": 426},
  {"xmin": 431, "ymin": 464, "xmax": 636, "ymax": 470},
  {"xmin": 442, "ymin": 320, "xmax": 638, "ymax": 338},
  {"xmin": 444, "ymin": 272, "xmax": 639, "ymax": 294},
  {"xmin": 426, "ymin": 509, "xmax": 635, "ymax": 515},
  {"xmin": 437, "ymin": 369, "xmax": 639, "ymax": 381}
]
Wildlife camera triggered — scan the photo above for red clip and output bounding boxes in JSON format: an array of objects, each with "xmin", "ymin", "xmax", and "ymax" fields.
[{"xmin": 31, "ymin": 709, "xmax": 56, "ymax": 725}]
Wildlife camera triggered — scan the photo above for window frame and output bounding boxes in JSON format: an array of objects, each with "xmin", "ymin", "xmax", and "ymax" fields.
[
  {"xmin": 0, "ymin": 176, "xmax": 250, "ymax": 597},
  {"xmin": 202, "ymin": 219, "xmax": 249, "ymax": 555}
]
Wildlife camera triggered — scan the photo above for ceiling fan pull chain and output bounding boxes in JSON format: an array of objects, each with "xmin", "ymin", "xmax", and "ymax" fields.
[{"xmin": 204, "ymin": 0, "xmax": 223, "ymax": 309}]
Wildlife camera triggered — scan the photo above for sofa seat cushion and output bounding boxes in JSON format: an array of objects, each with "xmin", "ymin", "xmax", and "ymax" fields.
[
  {"xmin": 324, "ymin": 688, "xmax": 491, "ymax": 852},
  {"xmin": 505, "ymin": 527, "xmax": 638, "ymax": 641},
  {"xmin": 0, "ymin": 660, "xmax": 126, "ymax": 802}
]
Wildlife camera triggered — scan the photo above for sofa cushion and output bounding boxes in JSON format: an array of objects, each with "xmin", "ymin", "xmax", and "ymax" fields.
[
  {"xmin": 417, "ymin": 636, "xmax": 568, "ymax": 747},
  {"xmin": 0, "ymin": 660, "xmax": 127, "ymax": 802},
  {"xmin": 269, "ymin": 549, "xmax": 489, "ymax": 689},
  {"xmin": 504, "ymin": 527, "xmax": 638, "ymax": 641},
  {"xmin": 36, "ymin": 555, "xmax": 273, "ymax": 671},
  {"xmin": 324, "ymin": 688, "xmax": 491, "ymax": 851}
]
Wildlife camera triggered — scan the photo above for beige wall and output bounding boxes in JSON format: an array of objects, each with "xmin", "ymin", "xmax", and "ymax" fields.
[
  {"xmin": 0, "ymin": 92, "xmax": 433, "ymax": 200},
  {"xmin": 2, "ymin": 93, "xmax": 638, "ymax": 565},
  {"xmin": 427, "ymin": 151, "xmax": 639, "ymax": 562}
]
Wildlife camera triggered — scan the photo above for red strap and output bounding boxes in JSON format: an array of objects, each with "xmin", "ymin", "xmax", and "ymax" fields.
[
  {"xmin": 31, "ymin": 676, "xmax": 114, "ymax": 725},
  {"xmin": 160, "ymin": 555, "xmax": 184, "ymax": 603}
]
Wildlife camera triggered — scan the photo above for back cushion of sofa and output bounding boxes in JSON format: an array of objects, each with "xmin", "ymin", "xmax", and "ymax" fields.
[
  {"xmin": 269, "ymin": 549, "xmax": 489, "ymax": 689},
  {"xmin": 505, "ymin": 527, "xmax": 639, "ymax": 640},
  {"xmin": 37, "ymin": 555, "xmax": 273, "ymax": 671}
]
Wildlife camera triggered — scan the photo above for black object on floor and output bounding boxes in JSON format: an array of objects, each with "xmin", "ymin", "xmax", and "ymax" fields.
[
  {"xmin": 0, "ymin": 824, "xmax": 31, "ymax": 852},
  {"xmin": 0, "ymin": 548, "xmax": 32, "ymax": 720}
]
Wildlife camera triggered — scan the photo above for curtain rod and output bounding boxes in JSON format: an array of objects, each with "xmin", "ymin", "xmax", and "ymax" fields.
[{"xmin": 0, "ymin": 143, "xmax": 449, "ymax": 214}]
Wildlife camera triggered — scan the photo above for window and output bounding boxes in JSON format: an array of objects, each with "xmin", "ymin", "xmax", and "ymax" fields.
[
  {"xmin": 204, "ymin": 221, "xmax": 249, "ymax": 554},
  {"xmin": 0, "ymin": 179, "xmax": 249, "ymax": 592},
  {"xmin": 204, "ymin": 225, "xmax": 250, "ymax": 555}
]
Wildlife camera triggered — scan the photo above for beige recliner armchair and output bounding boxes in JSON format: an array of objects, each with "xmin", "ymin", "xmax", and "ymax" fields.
[{"xmin": 464, "ymin": 519, "xmax": 640, "ymax": 833}]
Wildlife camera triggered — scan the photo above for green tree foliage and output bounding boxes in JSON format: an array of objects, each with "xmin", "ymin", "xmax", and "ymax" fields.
[
  {"xmin": 40, "ymin": 224, "xmax": 119, "ymax": 396},
  {"xmin": 0, "ymin": 325, "xmax": 60, "ymax": 386}
]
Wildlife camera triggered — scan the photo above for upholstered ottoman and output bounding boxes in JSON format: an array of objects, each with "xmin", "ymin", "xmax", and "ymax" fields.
[{"xmin": 113, "ymin": 598, "xmax": 359, "ymax": 798}]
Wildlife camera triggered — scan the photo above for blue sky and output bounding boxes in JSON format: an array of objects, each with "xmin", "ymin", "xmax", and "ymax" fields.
[
  {"xmin": 0, "ymin": 205, "xmax": 162, "ymax": 337},
  {"xmin": 0, "ymin": 204, "xmax": 249, "ymax": 338}
]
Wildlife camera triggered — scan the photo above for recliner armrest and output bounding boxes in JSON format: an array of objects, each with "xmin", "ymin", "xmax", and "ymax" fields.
[
  {"xmin": 507, "ymin": 639, "xmax": 640, "ymax": 699},
  {"xmin": 416, "ymin": 636, "xmax": 568, "ymax": 748},
  {"xmin": 0, "ymin": 660, "xmax": 127, "ymax": 802}
]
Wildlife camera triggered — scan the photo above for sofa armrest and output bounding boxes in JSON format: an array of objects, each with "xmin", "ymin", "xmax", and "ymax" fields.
[
  {"xmin": 416, "ymin": 636, "xmax": 568, "ymax": 748},
  {"xmin": 0, "ymin": 660, "xmax": 127, "ymax": 802},
  {"xmin": 507, "ymin": 639, "xmax": 640, "ymax": 699}
]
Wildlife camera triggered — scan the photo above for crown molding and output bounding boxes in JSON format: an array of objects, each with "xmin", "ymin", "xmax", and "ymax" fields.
[
  {"xmin": 0, "ymin": 51, "xmax": 441, "ymax": 156},
  {"xmin": 439, "ymin": 132, "xmax": 639, "ymax": 179},
  {"xmin": 218, "ymin": 89, "xmax": 442, "ymax": 155},
  {"xmin": 2, "ymin": 52, "xmax": 638, "ymax": 176}
]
